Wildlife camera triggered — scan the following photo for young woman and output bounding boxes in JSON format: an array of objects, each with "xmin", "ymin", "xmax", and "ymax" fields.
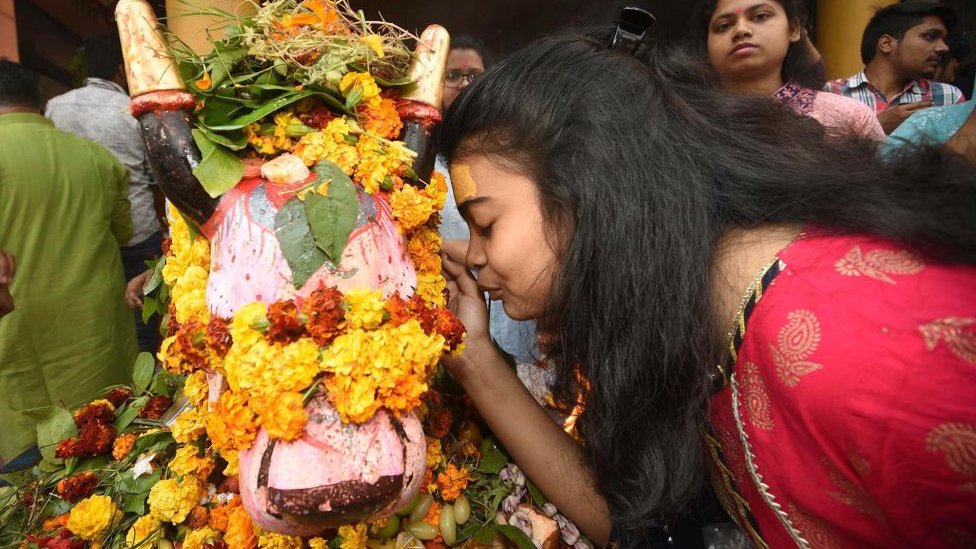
[
  {"xmin": 699, "ymin": 0, "xmax": 886, "ymax": 141},
  {"xmin": 438, "ymin": 34, "xmax": 976, "ymax": 548}
]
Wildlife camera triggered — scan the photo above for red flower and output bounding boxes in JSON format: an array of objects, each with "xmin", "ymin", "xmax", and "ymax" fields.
[
  {"xmin": 103, "ymin": 387, "xmax": 134, "ymax": 408},
  {"xmin": 55, "ymin": 423, "xmax": 116, "ymax": 459},
  {"xmin": 266, "ymin": 300, "xmax": 305, "ymax": 344},
  {"xmin": 302, "ymin": 285, "xmax": 345, "ymax": 346},
  {"xmin": 428, "ymin": 407, "xmax": 453, "ymax": 439},
  {"xmin": 140, "ymin": 395, "xmax": 173, "ymax": 420},
  {"xmin": 207, "ymin": 316, "xmax": 233, "ymax": 357},
  {"xmin": 56, "ymin": 472, "xmax": 99, "ymax": 503},
  {"xmin": 433, "ymin": 308, "xmax": 466, "ymax": 352},
  {"xmin": 299, "ymin": 106, "xmax": 336, "ymax": 129},
  {"xmin": 73, "ymin": 401, "xmax": 114, "ymax": 429}
]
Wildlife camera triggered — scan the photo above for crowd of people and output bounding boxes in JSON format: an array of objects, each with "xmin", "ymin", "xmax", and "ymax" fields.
[{"xmin": 1, "ymin": 0, "xmax": 975, "ymax": 547}]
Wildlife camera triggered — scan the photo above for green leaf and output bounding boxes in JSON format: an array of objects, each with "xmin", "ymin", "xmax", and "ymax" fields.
[
  {"xmin": 122, "ymin": 491, "xmax": 150, "ymax": 515},
  {"xmin": 132, "ymin": 352, "xmax": 155, "ymax": 394},
  {"xmin": 274, "ymin": 198, "xmax": 328, "ymax": 288},
  {"xmin": 190, "ymin": 129, "xmax": 245, "ymax": 198},
  {"xmin": 203, "ymin": 90, "xmax": 347, "ymax": 131},
  {"xmin": 130, "ymin": 431, "xmax": 175, "ymax": 458},
  {"xmin": 22, "ymin": 407, "xmax": 76, "ymax": 465},
  {"xmin": 115, "ymin": 396, "xmax": 149, "ymax": 431},
  {"xmin": 305, "ymin": 161, "xmax": 359, "ymax": 264},
  {"xmin": 477, "ymin": 440, "xmax": 508, "ymax": 474},
  {"xmin": 525, "ymin": 478, "xmax": 547, "ymax": 507},
  {"xmin": 344, "ymin": 86, "xmax": 364, "ymax": 111},
  {"xmin": 142, "ymin": 256, "xmax": 166, "ymax": 295},
  {"xmin": 194, "ymin": 124, "xmax": 248, "ymax": 151},
  {"xmin": 207, "ymin": 45, "xmax": 249, "ymax": 89},
  {"xmin": 495, "ymin": 525, "xmax": 537, "ymax": 549},
  {"xmin": 118, "ymin": 468, "xmax": 161, "ymax": 494},
  {"xmin": 74, "ymin": 456, "xmax": 108, "ymax": 474}
]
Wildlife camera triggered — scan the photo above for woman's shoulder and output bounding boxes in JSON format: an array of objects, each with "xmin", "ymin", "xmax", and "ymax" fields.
[{"xmin": 810, "ymin": 91, "xmax": 885, "ymax": 140}]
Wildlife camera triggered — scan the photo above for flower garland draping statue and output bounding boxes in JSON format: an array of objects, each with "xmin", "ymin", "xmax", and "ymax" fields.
[{"xmin": 0, "ymin": 1, "xmax": 592, "ymax": 549}]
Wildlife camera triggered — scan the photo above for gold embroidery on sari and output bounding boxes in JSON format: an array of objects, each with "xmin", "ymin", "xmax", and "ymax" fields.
[
  {"xmin": 920, "ymin": 317, "xmax": 976, "ymax": 364},
  {"xmin": 834, "ymin": 246, "xmax": 924, "ymax": 284},
  {"xmin": 741, "ymin": 362, "xmax": 774, "ymax": 430},
  {"xmin": 772, "ymin": 310, "xmax": 823, "ymax": 387},
  {"xmin": 823, "ymin": 460, "xmax": 884, "ymax": 519},
  {"xmin": 786, "ymin": 504, "xmax": 843, "ymax": 549},
  {"xmin": 926, "ymin": 423, "xmax": 976, "ymax": 492}
]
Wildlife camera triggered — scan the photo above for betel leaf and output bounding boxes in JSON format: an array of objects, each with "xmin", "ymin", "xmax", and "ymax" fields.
[
  {"xmin": 305, "ymin": 161, "xmax": 358, "ymax": 264},
  {"xmin": 203, "ymin": 89, "xmax": 347, "ymax": 131},
  {"xmin": 190, "ymin": 129, "xmax": 245, "ymax": 198},
  {"xmin": 477, "ymin": 439, "xmax": 508, "ymax": 474},
  {"xmin": 494, "ymin": 525, "xmax": 537, "ymax": 549},
  {"xmin": 194, "ymin": 124, "xmax": 248, "ymax": 151},
  {"xmin": 132, "ymin": 352, "xmax": 155, "ymax": 395},
  {"xmin": 114, "ymin": 396, "xmax": 149, "ymax": 431},
  {"xmin": 275, "ymin": 198, "xmax": 328, "ymax": 288},
  {"xmin": 22, "ymin": 406, "xmax": 76, "ymax": 465}
]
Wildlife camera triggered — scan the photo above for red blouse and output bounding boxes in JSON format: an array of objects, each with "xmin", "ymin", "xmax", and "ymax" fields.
[{"xmin": 707, "ymin": 232, "xmax": 976, "ymax": 548}]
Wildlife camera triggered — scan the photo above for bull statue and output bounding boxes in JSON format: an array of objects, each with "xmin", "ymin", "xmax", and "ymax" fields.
[{"xmin": 115, "ymin": 0, "xmax": 451, "ymax": 535}]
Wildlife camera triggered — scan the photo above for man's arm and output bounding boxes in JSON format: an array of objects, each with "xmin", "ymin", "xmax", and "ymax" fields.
[{"xmin": 110, "ymin": 158, "xmax": 134, "ymax": 245}]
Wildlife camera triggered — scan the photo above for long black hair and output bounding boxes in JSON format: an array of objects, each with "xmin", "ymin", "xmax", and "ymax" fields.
[
  {"xmin": 693, "ymin": 0, "xmax": 825, "ymax": 89},
  {"xmin": 439, "ymin": 34, "xmax": 976, "ymax": 544}
]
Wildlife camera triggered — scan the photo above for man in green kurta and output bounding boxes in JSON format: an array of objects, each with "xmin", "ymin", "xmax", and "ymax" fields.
[{"xmin": 0, "ymin": 61, "xmax": 138, "ymax": 465}]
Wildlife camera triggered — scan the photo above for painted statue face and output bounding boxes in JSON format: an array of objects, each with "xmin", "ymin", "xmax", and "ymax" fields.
[
  {"xmin": 451, "ymin": 155, "xmax": 559, "ymax": 320},
  {"xmin": 890, "ymin": 15, "xmax": 950, "ymax": 80},
  {"xmin": 442, "ymin": 48, "xmax": 486, "ymax": 110},
  {"xmin": 706, "ymin": 0, "xmax": 799, "ymax": 85}
]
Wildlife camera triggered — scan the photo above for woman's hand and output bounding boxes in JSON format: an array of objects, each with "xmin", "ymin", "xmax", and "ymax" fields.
[{"xmin": 440, "ymin": 239, "xmax": 493, "ymax": 371}]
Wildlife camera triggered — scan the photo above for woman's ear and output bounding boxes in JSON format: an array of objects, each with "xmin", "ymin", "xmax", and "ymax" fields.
[{"xmin": 788, "ymin": 18, "xmax": 802, "ymax": 43}]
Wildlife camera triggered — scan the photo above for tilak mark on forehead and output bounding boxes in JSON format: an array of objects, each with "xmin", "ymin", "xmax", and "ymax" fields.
[{"xmin": 450, "ymin": 163, "xmax": 478, "ymax": 204}]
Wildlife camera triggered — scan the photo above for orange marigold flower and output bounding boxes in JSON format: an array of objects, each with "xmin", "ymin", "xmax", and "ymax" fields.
[
  {"xmin": 422, "ymin": 500, "xmax": 442, "ymax": 527},
  {"xmin": 112, "ymin": 433, "xmax": 138, "ymax": 460},
  {"xmin": 73, "ymin": 400, "xmax": 115, "ymax": 428},
  {"xmin": 435, "ymin": 465, "xmax": 471, "ymax": 502},
  {"xmin": 209, "ymin": 498, "xmax": 240, "ymax": 532},
  {"xmin": 207, "ymin": 390, "xmax": 259, "ymax": 454},
  {"xmin": 266, "ymin": 300, "xmax": 305, "ymax": 344},
  {"xmin": 42, "ymin": 513, "xmax": 70, "ymax": 531},
  {"xmin": 384, "ymin": 293, "xmax": 413, "ymax": 327},
  {"xmin": 225, "ymin": 503, "xmax": 258, "ymax": 549},
  {"xmin": 357, "ymin": 98, "xmax": 403, "ymax": 140},
  {"xmin": 302, "ymin": 285, "xmax": 345, "ymax": 346},
  {"xmin": 187, "ymin": 506, "xmax": 210, "ymax": 529},
  {"xmin": 428, "ymin": 408, "xmax": 452, "ymax": 439},
  {"xmin": 253, "ymin": 391, "xmax": 308, "ymax": 441},
  {"xmin": 140, "ymin": 395, "xmax": 173, "ymax": 420},
  {"xmin": 56, "ymin": 472, "xmax": 99, "ymax": 503},
  {"xmin": 433, "ymin": 308, "xmax": 466, "ymax": 353},
  {"xmin": 103, "ymin": 387, "xmax": 133, "ymax": 408}
]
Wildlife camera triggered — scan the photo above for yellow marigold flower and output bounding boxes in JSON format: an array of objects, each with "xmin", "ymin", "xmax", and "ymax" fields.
[
  {"xmin": 125, "ymin": 515, "xmax": 162, "ymax": 547},
  {"xmin": 436, "ymin": 464, "xmax": 472, "ymax": 502},
  {"xmin": 391, "ymin": 185, "xmax": 437, "ymax": 233},
  {"xmin": 337, "ymin": 524, "xmax": 367, "ymax": 549},
  {"xmin": 225, "ymin": 503, "xmax": 257, "ymax": 549},
  {"xmin": 184, "ymin": 370, "xmax": 210, "ymax": 408},
  {"xmin": 406, "ymin": 227, "xmax": 442, "ymax": 275},
  {"xmin": 66, "ymin": 495, "xmax": 121, "ymax": 540},
  {"xmin": 245, "ymin": 123, "xmax": 276, "ymax": 155},
  {"xmin": 163, "ymin": 212, "xmax": 211, "ymax": 290},
  {"xmin": 253, "ymin": 391, "xmax": 307, "ymax": 441},
  {"xmin": 148, "ymin": 476, "xmax": 205, "ymax": 524},
  {"xmin": 172, "ymin": 265, "xmax": 210, "ymax": 324},
  {"xmin": 307, "ymin": 538, "xmax": 329, "ymax": 549},
  {"xmin": 425, "ymin": 437, "xmax": 443, "ymax": 468},
  {"xmin": 339, "ymin": 72, "xmax": 381, "ymax": 108},
  {"xmin": 353, "ymin": 135, "xmax": 414, "ymax": 195},
  {"xmin": 206, "ymin": 390, "xmax": 259, "ymax": 455},
  {"xmin": 360, "ymin": 35, "xmax": 385, "ymax": 58},
  {"xmin": 416, "ymin": 272, "xmax": 447, "ymax": 308},
  {"xmin": 183, "ymin": 526, "xmax": 220, "ymax": 549},
  {"xmin": 171, "ymin": 407, "xmax": 207, "ymax": 444},
  {"xmin": 258, "ymin": 532, "xmax": 303, "ymax": 549},
  {"xmin": 112, "ymin": 433, "xmax": 138, "ymax": 461},
  {"xmin": 168, "ymin": 444, "xmax": 216, "ymax": 480},
  {"xmin": 223, "ymin": 449, "xmax": 240, "ymax": 476},
  {"xmin": 343, "ymin": 288, "xmax": 386, "ymax": 330},
  {"xmin": 359, "ymin": 98, "xmax": 402, "ymax": 140}
]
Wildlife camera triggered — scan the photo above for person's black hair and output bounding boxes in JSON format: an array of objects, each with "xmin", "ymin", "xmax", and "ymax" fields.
[
  {"xmin": 693, "ymin": 0, "xmax": 824, "ymax": 90},
  {"xmin": 944, "ymin": 33, "xmax": 970, "ymax": 65},
  {"xmin": 83, "ymin": 33, "xmax": 124, "ymax": 81},
  {"xmin": 450, "ymin": 35, "xmax": 493, "ymax": 69},
  {"xmin": 860, "ymin": 1, "xmax": 957, "ymax": 65},
  {"xmin": 440, "ymin": 33, "xmax": 976, "ymax": 546},
  {"xmin": 0, "ymin": 59, "xmax": 42, "ymax": 110}
]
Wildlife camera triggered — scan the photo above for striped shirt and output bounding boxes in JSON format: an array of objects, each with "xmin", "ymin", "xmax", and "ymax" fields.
[{"xmin": 824, "ymin": 71, "xmax": 965, "ymax": 114}]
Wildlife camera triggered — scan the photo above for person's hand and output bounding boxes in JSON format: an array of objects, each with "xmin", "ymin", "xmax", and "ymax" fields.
[
  {"xmin": 440, "ymin": 239, "xmax": 492, "ymax": 373},
  {"xmin": 878, "ymin": 101, "xmax": 933, "ymax": 134},
  {"xmin": 125, "ymin": 269, "xmax": 152, "ymax": 309},
  {"xmin": 0, "ymin": 251, "xmax": 15, "ymax": 318}
]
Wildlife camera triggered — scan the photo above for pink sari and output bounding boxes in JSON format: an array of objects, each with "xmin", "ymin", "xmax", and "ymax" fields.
[{"xmin": 707, "ymin": 232, "xmax": 976, "ymax": 548}]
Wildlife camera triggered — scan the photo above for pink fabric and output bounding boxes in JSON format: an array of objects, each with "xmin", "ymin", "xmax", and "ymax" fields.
[
  {"xmin": 775, "ymin": 81, "xmax": 886, "ymax": 142},
  {"xmin": 708, "ymin": 232, "xmax": 976, "ymax": 548}
]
